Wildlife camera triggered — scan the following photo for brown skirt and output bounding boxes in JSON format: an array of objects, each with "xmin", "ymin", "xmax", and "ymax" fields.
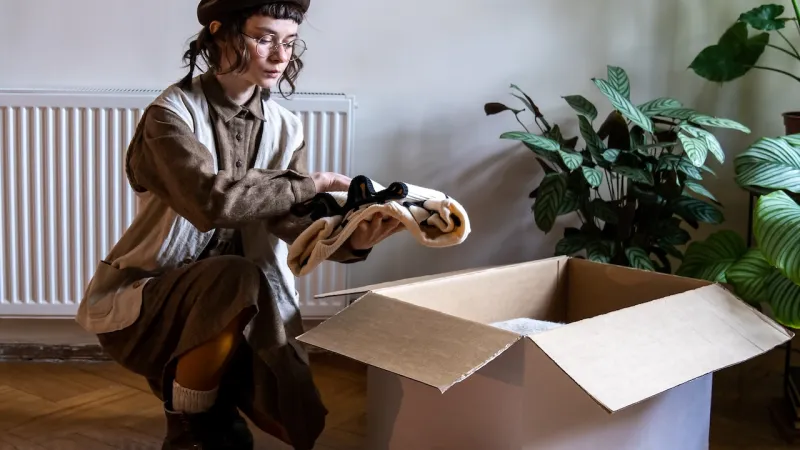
[{"xmin": 96, "ymin": 255, "xmax": 327, "ymax": 450}]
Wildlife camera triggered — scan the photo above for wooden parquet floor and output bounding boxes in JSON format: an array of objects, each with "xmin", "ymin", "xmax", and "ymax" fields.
[{"xmin": 0, "ymin": 350, "xmax": 797, "ymax": 449}]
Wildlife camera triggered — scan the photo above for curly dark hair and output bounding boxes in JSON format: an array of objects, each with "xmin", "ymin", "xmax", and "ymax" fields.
[{"xmin": 179, "ymin": 2, "xmax": 305, "ymax": 98}]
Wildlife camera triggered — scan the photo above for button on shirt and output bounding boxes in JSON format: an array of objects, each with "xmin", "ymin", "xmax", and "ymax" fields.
[{"xmin": 200, "ymin": 74, "xmax": 268, "ymax": 257}]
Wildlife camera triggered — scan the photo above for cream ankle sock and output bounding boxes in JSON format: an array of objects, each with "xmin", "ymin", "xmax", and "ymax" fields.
[{"xmin": 171, "ymin": 380, "xmax": 218, "ymax": 414}]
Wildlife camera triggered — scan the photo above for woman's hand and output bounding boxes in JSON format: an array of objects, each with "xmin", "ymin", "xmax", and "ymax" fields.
[
  {"xmin": 311, "ymin": 172, "xmax": 351, "ymax": 193},
  {"xmin": 349, "ymin": 213, "xmax": 404, "ymax": 250}
]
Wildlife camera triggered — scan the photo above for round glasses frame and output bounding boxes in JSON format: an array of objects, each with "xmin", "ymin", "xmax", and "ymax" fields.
[{"xmin": 242, "ymin": 33, "xmax": 307, "ymax": 61}]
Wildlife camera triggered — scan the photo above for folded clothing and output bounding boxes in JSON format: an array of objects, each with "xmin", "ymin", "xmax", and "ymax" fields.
[
  {"xmin": 287, "ymin": 175, "xmax": 471, "ymax": 276},
  {"xmin": 490, "ymin": 318, "xmax": 564, "ymax": 336}
]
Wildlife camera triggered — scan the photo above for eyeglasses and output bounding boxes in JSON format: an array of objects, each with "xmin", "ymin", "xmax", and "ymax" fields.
[{"xmin": 241, "ymin": 33, "xmax": 307, "ymax": 61}]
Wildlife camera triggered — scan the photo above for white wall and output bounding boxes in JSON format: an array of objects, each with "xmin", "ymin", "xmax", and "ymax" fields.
[{"xmin": 1, "ymin": 0, "xmax": 798, "ymax": 291}]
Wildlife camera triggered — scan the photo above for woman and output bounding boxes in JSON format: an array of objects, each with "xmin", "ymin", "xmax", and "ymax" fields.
[{"xmin": 75, "ymin": 1, "xmax": 402, "ymax": 449}]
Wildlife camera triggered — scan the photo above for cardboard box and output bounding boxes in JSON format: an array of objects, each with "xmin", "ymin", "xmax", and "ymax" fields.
[{"xmin": 298, "ymin": 256, "xmax": 793, "ymax": 450}]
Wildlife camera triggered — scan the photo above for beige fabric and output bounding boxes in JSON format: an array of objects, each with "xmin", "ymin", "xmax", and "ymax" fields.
[{"xmin": 288, "ymin": 181, "xmax": 471, "ymax": 276}]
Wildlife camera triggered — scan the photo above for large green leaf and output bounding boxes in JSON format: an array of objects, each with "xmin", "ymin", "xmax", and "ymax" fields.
[
  {"xmin": 534, "ymin": 173, "xmax": 568, "ymax": 233},
  {"xmin": 625, "ymin": 246, "xmax": 656, "ymax": 271},
  {"xmin": 563, "ymin": 95, "xmax": 598, "ymax": 122},
  {"xmin": 558, "ymin": 150, "xmax": 583, "ymax": 171},
  {"xmin": 578, "ymin": 115, "xmax": 607, "ymax": 165},
  {"xmin": 765, "ymin": 270, "xmax": 800, "ymax": 329},
  {"xmin": 684, "ymin": 181, "xmax": 720, "ymax": 204},
  {"xmin": 592, "ymin": 78, "xmax": 654, "ymax": 133},
  {"xmin": 588, "ymin": 199, "xmax": 619, "ymax": 224},
  {"xmin": 638, "ymin": 98, "xmax": 683, "ymax": 117},
  {"xmin": 753, "ymin": 190, "xmax": 800, "ymax": 284},
  {"xmin": 678, "ymin": 131, "xmax": 709, "ymax": 167},
  {"xmin": 557, "ymin": 189, "xmax": 581, "ymax": 215},
  {"xmin": 688, "ymin": 22, "xmax": 770, "ymax": 83},
  {"xmin": 500, "ymin": 131, "xmax": 561, "ymax": 151},
  {"xmin": 739, "ymin": 4, "xmax": 787, "ymax": 31},
  {"xmin": 602, "ymin": 149, "xmax": 621, "ymax": 163},
  {"xmin": 653, "ymin": 219, "xmax": 691, "ymax": 245},
  {"xmin": 607, "ymin": 66, "xmax": 631, "ymax": 100},
  {"xmin": 671, "ymin": 196, "xmax": 725, "ymax": 224},
  {"xmin": 581, "ymin": 166, "xmax": 603, "ymax": 188},
  {"xmin": 658, "ymin": 154, "xmax": 703, "ymax": 180},
  {"xmin": 676, "ymin": 230, "xmax": 747, "ymax": 282},
  {"xmin": 727, "ymin": 248, "xmax": 774, "ymax": 305},
  {"xmin": 586, "ymin": 240, "xmax": 612, "ymax": 263},
  {"xmin": 689, "ymin": 115, "xmax": 751, "ymax": 134},
  {"xmin": 682, "ymin": 125, "xmax": 726, "ymax": 164},
  {"xmin": 612, "ymin": 166, "xmax": 654, "ymax": 185},
  {"xmin": 784, "ymin": 133, "xmax": 800, "ymax": 146},
  {"xmin": 555, "ymin": 234, "xmax": 588, "ymax": 256},
  {"xmin": 652, "ymin": 108, "xmax": 698, "ymax": 120},
  {"xmin": 735, "ymin": 136, "xmax": 800, "ymax": 193}
]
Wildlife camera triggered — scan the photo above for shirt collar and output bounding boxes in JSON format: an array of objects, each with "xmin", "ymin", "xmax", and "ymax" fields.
[{"xmin": 200, "ymin": 72, "xmax": 267, "ymax": 123}]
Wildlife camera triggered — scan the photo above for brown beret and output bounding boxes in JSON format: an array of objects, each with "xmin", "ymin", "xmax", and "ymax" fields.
[{"xmin": 197, "ymin": 0, "xmax": 310, "ymax": 26}]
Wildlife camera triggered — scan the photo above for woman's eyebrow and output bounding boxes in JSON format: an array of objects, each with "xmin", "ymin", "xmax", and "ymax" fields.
[{"xmin": 254, "ymin": 26, "xmax": 298, "ymax": 39}]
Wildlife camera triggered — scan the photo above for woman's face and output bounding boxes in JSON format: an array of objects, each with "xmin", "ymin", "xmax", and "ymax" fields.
[{"xmin": 220, "ymin": 14, "xmax": 300, "ymax": 90}]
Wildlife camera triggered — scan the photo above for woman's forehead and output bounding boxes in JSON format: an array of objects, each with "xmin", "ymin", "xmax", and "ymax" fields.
[{"xmin": 245, "ymin": 15, "xmax": 299, "ymax": 37}]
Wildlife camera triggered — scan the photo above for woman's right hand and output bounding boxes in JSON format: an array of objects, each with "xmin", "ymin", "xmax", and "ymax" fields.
[{"xmin": 311, "ymin": 172, "xmax": 351, "ymax": 193}]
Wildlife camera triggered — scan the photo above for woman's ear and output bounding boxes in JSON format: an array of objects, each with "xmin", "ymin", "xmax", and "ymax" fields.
[{"xmin": 209, "ymin": 20, "xmax": 222, "ymax": 34}]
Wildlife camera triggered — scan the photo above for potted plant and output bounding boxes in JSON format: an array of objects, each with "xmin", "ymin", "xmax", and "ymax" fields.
[
  {"xmin": 485, "ymin": 66, "xmax": 750, "ymax": 272},
  {"xmin": 677, "ymin": 133, "xmax": 800, "ymax": 328},
  {"xmin": 688, "ymin": 2, "xmax": 800, "ymax": 134}
]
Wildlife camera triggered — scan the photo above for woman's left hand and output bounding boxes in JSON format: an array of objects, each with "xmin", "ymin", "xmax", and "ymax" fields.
[{"xmin": 349, "ymin": 213, "xmax": 404, "ymax": 250}]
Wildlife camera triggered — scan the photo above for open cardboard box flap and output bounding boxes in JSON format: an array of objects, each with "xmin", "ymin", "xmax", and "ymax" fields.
[{"xmin": 297, "ymin": 257, "xmax": 793, "ymax": 410}]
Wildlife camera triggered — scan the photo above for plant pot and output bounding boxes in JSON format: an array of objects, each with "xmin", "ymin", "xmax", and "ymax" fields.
[{"xmin": 784, "ymin": 111, "xmax": 800, "ymax": 135}]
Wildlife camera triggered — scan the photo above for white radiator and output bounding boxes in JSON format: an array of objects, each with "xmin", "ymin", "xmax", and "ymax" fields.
[{"xmin": 0, "ymin": 88, "xmax": 355, "ymax": 319}]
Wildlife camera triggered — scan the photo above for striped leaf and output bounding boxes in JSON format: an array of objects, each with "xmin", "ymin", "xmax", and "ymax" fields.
[
  {"xmin": 753, "ymin": 190, "xmax": 800, "ymax": 285},
  {"xmin": 727, "ymin": 248, "xmax": 774, "ymax": 305},
  {"xmin": 735, "ymin": 136, "xmax": 800, "ymax": 193},
  {"xmin": 581, "ymin": 166, "xmax": 603, "ymax": 188},
  {"xmin": 693, "ymin": 127, "xmax": 726, "ymax": 164},
  {"xmin": 678, "ymin": 131, "xmax": 709, "ymax": 167},
  {"xmin": 638, "ymin": 97, "xmax": 684, "ymax": 116},
  {"xmin": 557, "ymin": 189, "xmax": 580, "ymax": 215},
  {"xmin": 533, "ymin": 173, "xmax": 568, "ymax": 233},
  {"xmin": 690, "ymin": 115, "xmax": 751, "ymax": 134},
  {"xmin": 592, "ymin": 78, "xmax": 654, "ymax": 133},
  {"xmin": 766, "ymin": 270, "xmax": 800, "ymax": 329},
  {"xmin": 587, "ymin": 240, "xmax": 611, "ymax": 263},
  {"xmin": 671, "ymin": 196, "xmax": 725, "ymax": 224},
  {"xmin": 563, "ymin": 95, "xmax": 598, "ymax": 122},
  {"xmin": 588, "ymin": 199, "xmax": 619, "ymax": 224},
  {"xmin": 675, "ymin": 230, "xmax": 747, "ymax": 282},
  {"xmin": 555, "ymin": 234, "xmax": 588, "ymax": 256},
  {"xmin": 784, "ymin": 134, "xmax": 800, "ymax": 146},
  {"xmin": 500, "ymin": 131, "xmax": 561, "ymax": 151},
  {"xmin": 625, "ymin": 246, "xmax": 656, "ymax": 271},
  {"xmin": 684, "ymin": 181, "xmax": 719, "ymax": 204},
  {"xmin": 612, "ymin": 166, "xmax": 654, "ymax": 185},
  {"xmin": 658, "ymin": 155, "xmax": 703, "ymax": 180},
  {"xmin": 602, "ymin": 149, "xmax": 621, "ymax": 163},
  {"xmin": 578, "ymin": 115, "xmax": 607, "ymax": 165},
  {"xmin": 558, "ymin": 150, "xmax": 583, "ymax": 170},
  {"xmin": 607, "ymin": 66, "xmax": 631, "ymax": 100},
  {"xmin": 650, "ymin": 108, "xmax": 697, "ymax": 121}
]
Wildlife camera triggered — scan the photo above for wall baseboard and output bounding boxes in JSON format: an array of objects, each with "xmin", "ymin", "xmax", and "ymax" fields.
[
  {"xmin": 0, "ymin": 343, "xmax": 111, "ymax": 362},
  {"xmin": 0, "ymin": 320, "xmax": 331, "ymax": 362}
]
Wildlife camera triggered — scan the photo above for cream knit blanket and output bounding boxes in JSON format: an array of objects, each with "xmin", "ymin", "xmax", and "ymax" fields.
[{"xmin": 287, "ymin": 175, "xmax": 471, "ymax": 276}]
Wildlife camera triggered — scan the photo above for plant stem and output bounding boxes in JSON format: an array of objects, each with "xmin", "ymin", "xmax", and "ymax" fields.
[
  {"xmin": 749, "ymin": 65, "xmax": 800, "ymax": 83},
  {"xmin": 767, "ymin": 42, "xmax": 800, "ymax": 61},
  {"xmin": 776, "ymin": 31, "xmax": 800, "ymax": 59},
  {"xmin": 515, "ymin": 114, "xmax": 531, "ymax": 133},
  {"xmin": 792, "ymin": 0, "xmax": 800, "ymax": 26}
]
